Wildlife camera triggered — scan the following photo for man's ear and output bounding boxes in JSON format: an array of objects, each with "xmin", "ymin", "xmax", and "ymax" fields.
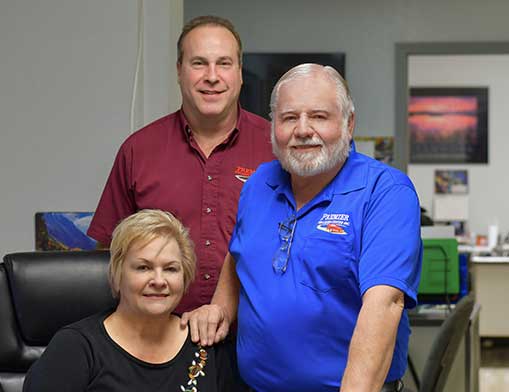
[
  {"xmin": 176, "ymin": 61, "xmax": 182, "ymax": 85},
  {"xmin": 347, "ymin": 112, "xmax": 356, "ymax": 138}
]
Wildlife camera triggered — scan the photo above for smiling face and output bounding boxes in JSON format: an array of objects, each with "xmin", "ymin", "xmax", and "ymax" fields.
[
  {"xmin": 117, "ymin": 236, "xmax": 185, "ymax": 319},
  {"xmin": 272, "ymin": 71, "xmax": 353, "ymax": 178},
  {"xmin": 177, "ymin": 24, "xmax": 243, "ymax": 125}
]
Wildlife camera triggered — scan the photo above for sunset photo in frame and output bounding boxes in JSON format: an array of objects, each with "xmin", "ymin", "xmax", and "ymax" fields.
[{"xmin": 408, "ymin": 87, "xmax": 488, "ymax": 163}]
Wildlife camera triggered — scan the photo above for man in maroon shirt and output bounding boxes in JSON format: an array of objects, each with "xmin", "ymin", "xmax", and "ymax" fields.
[{"xmin": 87, "ymin": 16, "xmax": 273, "ymax": 314}]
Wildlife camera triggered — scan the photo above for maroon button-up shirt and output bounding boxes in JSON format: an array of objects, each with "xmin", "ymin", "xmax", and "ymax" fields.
[{"xmin": 88, "ymin": 108, "xmax": 273, "ymax": 313}]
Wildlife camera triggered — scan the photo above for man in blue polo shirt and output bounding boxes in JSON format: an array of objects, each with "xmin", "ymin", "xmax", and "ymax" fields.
[{"xmin": 182, "ymin": 63, "xmax": 422, "ymax": 392}]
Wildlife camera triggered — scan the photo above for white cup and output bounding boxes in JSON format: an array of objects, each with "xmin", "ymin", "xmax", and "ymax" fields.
[{"xmin": 488, "ymin": 225, "xmax": 499, "ymax": 249}]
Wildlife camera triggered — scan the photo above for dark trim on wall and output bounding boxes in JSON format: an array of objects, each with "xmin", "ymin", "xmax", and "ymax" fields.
[{"xmin": 394, "ymin": 42, "xmax": 509, "ymax": 172}]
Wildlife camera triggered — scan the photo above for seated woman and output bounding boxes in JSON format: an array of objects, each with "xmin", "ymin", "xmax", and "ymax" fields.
[{"xmin": 24, "ymin": 209, "xmax": 244, "ymax": 392}]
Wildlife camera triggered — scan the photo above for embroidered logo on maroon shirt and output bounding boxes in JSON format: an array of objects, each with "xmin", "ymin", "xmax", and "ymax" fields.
[{"xmin": 234, "ymin": 166, "xmax": 255, "ymax": 183}]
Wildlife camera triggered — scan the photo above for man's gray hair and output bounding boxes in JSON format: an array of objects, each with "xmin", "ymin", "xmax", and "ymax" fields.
[{"xmin": 269, "ymin": 63, "xmax": 355, "ymax": 123}]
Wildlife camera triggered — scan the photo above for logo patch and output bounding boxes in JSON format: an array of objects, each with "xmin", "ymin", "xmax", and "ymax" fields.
[
  {"xmin": 316, "ymin": 213, "xmax": 350, "ymax": 235},
  {"xmin": 234, "ymin": 166, "xmax": 255, "ymax": 183}
]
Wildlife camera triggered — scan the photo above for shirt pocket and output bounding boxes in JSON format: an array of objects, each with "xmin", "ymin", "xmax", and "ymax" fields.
[{"xmin": 298, "ymin": 235, "xmax": 355, "ymax": 293}]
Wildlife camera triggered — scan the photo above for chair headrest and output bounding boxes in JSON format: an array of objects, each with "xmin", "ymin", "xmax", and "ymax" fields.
[{"xmin": 3, "ymin": 251, "xmax": 116, "ymax": 346}]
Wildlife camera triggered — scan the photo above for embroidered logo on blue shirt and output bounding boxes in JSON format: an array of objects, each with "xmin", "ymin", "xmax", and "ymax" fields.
[{"xmin": 316, "ymin": 213, "xmax": 350, "ymax": 235}]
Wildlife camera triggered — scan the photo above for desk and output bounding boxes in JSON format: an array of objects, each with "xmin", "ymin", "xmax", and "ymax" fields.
[
  {"xmin": 459, "ymin": 244, "xmax": 509, "ymax": 255},
  {"xmin": 405, "ymin": 304, "xmax": 480, "ymax": 392},
  {"xmin": 458, "ymin": 244, "xmax": 493, "ymax": 254},
  {"xmin": 471, "ymin": 256, "xmax": 509, "ymax": 336},
  {"xmin": 471, "ymin": 256, "xmax": 509, "ymax": 263}
]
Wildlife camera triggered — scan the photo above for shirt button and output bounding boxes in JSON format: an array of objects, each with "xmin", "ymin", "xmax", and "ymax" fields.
[
  {"xmin": 207, "ymin": 175, "xmax": 212, "ymax": 181},
  {"xmin": 204, "ymin": 273, "xmax": 211, "ymax": 280},
  {"xmin": 206, "ymin": 207, "xmax": 212, "ymax": 213},
  {"xmin": 205, "ymin": 240, "xmax": 211, "ymax": 246}
]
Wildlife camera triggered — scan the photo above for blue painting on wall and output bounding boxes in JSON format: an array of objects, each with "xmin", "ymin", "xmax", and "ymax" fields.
[{"xmin": 35, "ymin": 212, "xmax": 97, "ymax": 251}]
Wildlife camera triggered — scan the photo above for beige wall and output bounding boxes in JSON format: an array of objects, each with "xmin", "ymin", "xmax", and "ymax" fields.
[{"xmin": 0, "ymin": 0, "xmax": 183, "ymax": 254}]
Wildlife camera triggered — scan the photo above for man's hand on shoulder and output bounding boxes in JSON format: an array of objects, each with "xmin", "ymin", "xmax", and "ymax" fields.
[
  {"xmin": 180, "ymin": 304, "xmax": 231, "ymax": 346},
  {"xmin": 181, "ymin": 252, "xmax": 239, "ymax": 346}
]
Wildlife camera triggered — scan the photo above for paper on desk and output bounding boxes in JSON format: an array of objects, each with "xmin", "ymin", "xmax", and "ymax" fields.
[{"xmin": 433, "ymin": 194, "xmax": 469, "ymax": 221}]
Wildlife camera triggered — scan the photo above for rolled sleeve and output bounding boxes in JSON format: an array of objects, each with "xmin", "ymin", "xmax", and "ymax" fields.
[{"xmin": 359, "ymin": 184, "xmax": 422, "ymax": 309}]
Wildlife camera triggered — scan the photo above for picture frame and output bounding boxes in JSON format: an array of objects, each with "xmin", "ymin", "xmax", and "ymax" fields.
[
  {"xmin": 35, "ymin": 212, "xmax": 97, "ymax": 251},
  {"xmin": 408, "ymin": 87, "xmax": 488, "ymax": 163},
  {"xmin": 434, "ymin": 169, "xmax": 468, "ymax": 194},
  {"xmin": 354, "ymin": 136, "xmax": 394, "ymax": 165}
]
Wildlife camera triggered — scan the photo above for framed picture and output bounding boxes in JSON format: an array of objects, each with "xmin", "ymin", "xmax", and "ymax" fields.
[
  {"xmin": 354, "ymin": 136, "xmax": 394, "ymax": 165},
  {"xmin": 408, "ymin": 87, "xmax": 488, "ymax": 163},
  {"xmin": 240, "ymin": 53, "xmax": 346, "ymax": 120},
  {"xmin": 35, "ymin": 212, "xmax": 97, "ymax": 251},
  {"xmin": 434, "ymin": 169, "xmax": 468, "ymax": 194}
]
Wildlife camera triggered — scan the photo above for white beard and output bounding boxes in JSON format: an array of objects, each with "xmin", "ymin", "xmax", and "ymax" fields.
[{"xmin": 272, "ymin": 126, "xmax": 351, "ymax": 177}]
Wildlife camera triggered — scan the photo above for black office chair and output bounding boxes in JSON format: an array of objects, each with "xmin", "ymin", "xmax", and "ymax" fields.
[
  {"xmin": 0, "ymin": 251, "xmax": 115, "ymax": 392},
  {"xmin": 404, "ymin": 294, "xmax": 475, "ymax": 392}
]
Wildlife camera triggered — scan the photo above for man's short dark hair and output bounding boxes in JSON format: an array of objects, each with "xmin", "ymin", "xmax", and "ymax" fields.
[{"xmin": 177, "ymin": 15, "xmax": 243, "ymax": 65}]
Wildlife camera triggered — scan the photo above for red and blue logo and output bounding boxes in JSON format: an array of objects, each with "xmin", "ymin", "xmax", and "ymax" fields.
[{"xmin": 316, "ymin": 213, "xmax": 350, "ymax": 235}]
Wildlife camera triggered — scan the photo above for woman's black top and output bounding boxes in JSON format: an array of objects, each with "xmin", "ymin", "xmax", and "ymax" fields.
[{"xmin": 23, "ymin": 310, "xmax": 246, "ymax": 392}]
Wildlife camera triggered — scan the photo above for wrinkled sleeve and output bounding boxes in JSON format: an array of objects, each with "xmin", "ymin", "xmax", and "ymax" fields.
[
  {"xmin": 87, "ymin": 143, "xmax": 136, "ymax": 245},
  {"xmin": 228, "ymin": 177, "xmax": 251, "ymax": 256},
  {"xmin": 359, "ymin": 184, "xmax": 422, "ymax": 308},
  {"xmin": 23, "ymin": 329, "xmax": 92, "ymax": 392}
]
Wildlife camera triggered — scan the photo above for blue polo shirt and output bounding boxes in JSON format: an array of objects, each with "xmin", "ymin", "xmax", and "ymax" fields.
[{"xmin": 229, "ymin": 148, "xmax": 422, "ymax": 392}]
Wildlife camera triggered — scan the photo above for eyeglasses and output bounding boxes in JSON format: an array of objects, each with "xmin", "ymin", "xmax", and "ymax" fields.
[{"xmin": 272, "ymin": 215, "xmax": 297, "ymax": 274}]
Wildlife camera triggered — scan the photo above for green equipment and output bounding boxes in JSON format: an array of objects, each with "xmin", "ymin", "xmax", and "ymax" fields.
[{"xmin": 418, "ymin": 238, "xmax": 460, "ymax": 298}]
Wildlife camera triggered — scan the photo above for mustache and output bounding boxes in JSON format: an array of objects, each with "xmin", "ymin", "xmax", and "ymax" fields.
[{"xmin": 288, "ymin": 136, "xmax": 323, "ymax": 148}]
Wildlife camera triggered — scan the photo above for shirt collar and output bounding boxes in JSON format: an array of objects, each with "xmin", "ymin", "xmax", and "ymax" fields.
[
  {"xmin": 328, "ymin": 142, "xmax": 368, "ymax": 195},
  {"xmin": 177, "ymin": 106, "xmax": 242, "ymax": 146}
]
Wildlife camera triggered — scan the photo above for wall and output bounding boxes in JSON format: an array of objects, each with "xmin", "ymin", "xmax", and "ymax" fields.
[
  {"xmin": 0, "ymin": 0, "xmax": 182, "ymax": 254},
  {"xmin": 408, "ymin": 54, "xmax": 509, "ymax": 236},
  {"xmin": 185, "ymin": 0, "xmax": 509, "ymax": 137},
  {"xmin": 3, "ymin": 1, "xmax": 509, "ymax": 253},
  {"xmin": 185, "ymin": 0, "xmax": 509, "ymax": 237}
]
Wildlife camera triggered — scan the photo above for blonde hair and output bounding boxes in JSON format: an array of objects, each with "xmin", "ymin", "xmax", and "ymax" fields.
[{"xmin": 108, "ymin": 209, "xmax": 196, "ymax": 298}]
